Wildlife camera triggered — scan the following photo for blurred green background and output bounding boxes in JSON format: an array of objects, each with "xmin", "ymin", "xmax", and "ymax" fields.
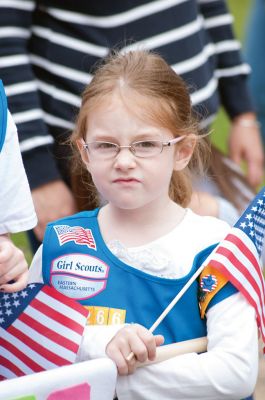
[{"xmin": 11, "ymin": 0, "xmax": 255, "ymax": 263}]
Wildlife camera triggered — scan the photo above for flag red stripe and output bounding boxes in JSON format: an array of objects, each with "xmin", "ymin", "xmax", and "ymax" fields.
[
  {"xmin": 0, "ymin": 336, "xmax": 43, "ymax": 373},
  {"xmin": 216, "ymin": 245, "xmax": 265, "ymax": 310},
  {"xmin": 0, "ymin": 375, "xmax": 6, "ymax": 381},
  {"xmin": 210, "ymin": 255, "xmax": 265, "ymax": 339},
  {"xmin": 211, "ymin": 253, "xmax": 265, "ymax": 329},
  {"xmin": 42, "ymin": 285, "xmax": 88, "ymax": 317},
  {"xmin": 226, "ymin": 233, "xmax": 265, "ymax": 294},
  {"xmin": 0, "ymin": 355, "xmax": 24, "ymax": 377},
  {"xmin": 18, "ymin": 312, "xmax": 79, "ymax": 353},
  {"xmin": 219, "ymin": 234, "xmax": 265, "ymax": 320},
  {"xmin": 210, "ymin": 229, "xmax": 265, "ymax": 339},
  {"xmin": 60, "ymin": 233, "xmax": 87, "ymax": 239},
  {"xmin": 8, "ymin": 325, "xmax": 71, "ymax": 367},
  {"xmin": 31, "ymin": 297, "xmax": 85, "ymax": 336},
  {"xmin": 60, "ymin": 235, "xmax": 82, "ymax": 241}
]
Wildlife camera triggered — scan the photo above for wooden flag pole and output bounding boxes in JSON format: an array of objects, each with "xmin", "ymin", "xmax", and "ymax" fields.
[{"xmin": 136, "ymin": 336, "xmax": 207, "ymax": 368}]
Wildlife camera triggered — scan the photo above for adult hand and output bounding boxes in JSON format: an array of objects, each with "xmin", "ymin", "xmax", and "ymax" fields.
[
  {"xmin": 32, "ymin": 180, "xmax": 78, "ymax": 242},
  {"xmin": 228, "ymin": 113, "xmax": 264, "ymax": 187},
  {"xmin": 106, "ymin": 324, "xmax": 164, "ymax": 376},
  {"xmin": 0, "ymin": 235, "xmax": 28, "ymax": 292}
]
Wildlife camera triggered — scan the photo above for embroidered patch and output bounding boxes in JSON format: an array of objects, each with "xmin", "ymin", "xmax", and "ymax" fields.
[
  {"xmin": 50, "ymin": 254, "xmax": 109, "ymax": 299},
  {"xmin": 200, "ymin": 274, "xmax": 218, "ymax": 293},
  {"xmin": 199, "ymin": 274, "xmax": 218, "ymax": 303},
  {"xmin": 51, "ymin": 275, "xmax": 107, "ymax": 299},
  {"xmin": 54, "ymin": 225, "xmax": 97, "ymax": 250}
]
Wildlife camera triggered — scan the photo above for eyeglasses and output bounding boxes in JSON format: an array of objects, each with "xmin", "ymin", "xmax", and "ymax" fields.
[{"xmin": 82, "ymin": 136, "xmax": 185, "ymax": 159}]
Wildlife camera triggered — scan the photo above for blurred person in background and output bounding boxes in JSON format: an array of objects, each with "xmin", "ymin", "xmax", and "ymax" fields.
[
  {"xmin": 0, "ymin": 0, "xmax": 263, "ymax": 252},
  {"xmin": 245, "ymin": 0, "xmax": 265, "ymax": 149},
  {"xmin": 190, "ymin": 144, "xmax": 265, "ymax": 268}
]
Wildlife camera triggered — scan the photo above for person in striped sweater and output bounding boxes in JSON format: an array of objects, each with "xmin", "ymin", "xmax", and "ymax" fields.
[{"xmin": 0, "ymin": 0, "xmax": 263, "ymax": 249}]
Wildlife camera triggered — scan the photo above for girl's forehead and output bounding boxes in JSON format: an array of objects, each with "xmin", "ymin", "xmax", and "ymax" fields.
[
  {"xmin": 86, "ymin": 89, "xmax": 173, "ymax": 125},
  {"xmin": 83, "ymin": 91, "xmax": 174, "ymax": 140}
]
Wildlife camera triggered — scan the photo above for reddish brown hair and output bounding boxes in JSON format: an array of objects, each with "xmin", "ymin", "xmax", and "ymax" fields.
[{"xmin": 71, "ymin": 50, "xmax": 210, "ymax": 209}]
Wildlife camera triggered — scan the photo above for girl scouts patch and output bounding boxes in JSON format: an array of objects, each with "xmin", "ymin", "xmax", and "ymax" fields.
[
  {"xmin": 199, "ymin": 274, "xmax": 218, "ymax": 302},
  {"xmin": 50, "ymin": 253, "xmax": 109, "ymax": 299}
]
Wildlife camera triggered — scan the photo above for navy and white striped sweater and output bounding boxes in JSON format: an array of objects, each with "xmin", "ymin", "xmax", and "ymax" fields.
[{"xmin": 0, "ymin": 0, "xmax": 252, "ymax": 189}]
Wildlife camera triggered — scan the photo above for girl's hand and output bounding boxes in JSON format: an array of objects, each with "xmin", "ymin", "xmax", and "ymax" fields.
[
  {"xmin": 106, "ymin": 323, "xmax": 164, "ymax": 375},
  {"xmin": 0, "ymin": 235, "xmax": 28, "ymax": 292}
]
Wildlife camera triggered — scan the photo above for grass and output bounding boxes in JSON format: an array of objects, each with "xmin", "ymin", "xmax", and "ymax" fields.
[
  {"xmin": 11, "ymin": 0, "xmax": 254, "ymax": 263},
  {"xmin": 12, "ymin": 230, "xmax": 33, "ymax": 264}
]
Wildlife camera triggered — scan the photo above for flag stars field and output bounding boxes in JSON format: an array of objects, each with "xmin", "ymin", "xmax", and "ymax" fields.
[{"xmin": 13, "ymin": 300, "xmax": 20, "ymax": 308}]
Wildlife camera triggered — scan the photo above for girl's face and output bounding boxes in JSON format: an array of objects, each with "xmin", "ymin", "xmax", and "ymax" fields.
[{"xmin": 78, "ymin": 93, "xmax": 193, "ymax": 212}]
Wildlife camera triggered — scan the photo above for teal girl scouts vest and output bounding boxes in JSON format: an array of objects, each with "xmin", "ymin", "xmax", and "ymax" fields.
[{"xmin": 42, "ymin": 210, "xmax": 237, "ymax": 345}]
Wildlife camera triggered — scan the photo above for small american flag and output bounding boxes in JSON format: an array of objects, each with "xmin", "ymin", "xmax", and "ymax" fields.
[
  {"xmin": 0, "ymin": 283, "xmax": 89, "ymax": 380},
  {"xmin": 54, "ymin": 225, "xmax": 96, "ymax": 249},
  {"xmin": 208, "ymin": 186, "xmax": 265, "ymax": 348}
]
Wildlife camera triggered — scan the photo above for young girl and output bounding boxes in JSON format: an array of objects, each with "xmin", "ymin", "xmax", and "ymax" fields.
[{"xmin": 29, "ymin": 50, "xmax": 258, "ymax": 399}]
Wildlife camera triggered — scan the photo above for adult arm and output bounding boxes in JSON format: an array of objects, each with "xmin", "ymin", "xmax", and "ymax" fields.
[
  {"xmin": 0, "ymin": 0, "xmax": 59, "ymax": 188},
  {"xmin": 0, "ymin": 1, "xmax": 77, "ymax": 240},
  {"xmin": 199, "ymin": 0, "xmax": 264, "ymax": 186},
  {"xmin": 0, "ymin": 111, "xmax": 37, "ymax": 234}
]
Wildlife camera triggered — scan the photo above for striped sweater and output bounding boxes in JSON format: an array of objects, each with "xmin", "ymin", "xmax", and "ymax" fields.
[{"xmin": 0, "ymin": 0, "xmax": 253, "ymax": 189}]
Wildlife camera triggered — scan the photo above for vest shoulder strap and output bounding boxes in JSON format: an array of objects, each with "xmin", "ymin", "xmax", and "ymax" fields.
[{"xmin": 0, "ymin": 80, "xmax": 8, "ymax": 153}]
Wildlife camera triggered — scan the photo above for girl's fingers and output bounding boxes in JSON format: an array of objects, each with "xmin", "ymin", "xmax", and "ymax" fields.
[
  {"xmin": 114, "ymin": 349, "xmax": 131, "ymax": 376},
  {"xmin": 107, "ymin": 336, "xmax": 132, "ymax": 375},
  {"xmin": 106, "ymin": 324, "xmax": 165, "ymax": 375},
  {"xmin": 155, "ymin": 334, "xmax": 165, "ymax": 347},
  {"xmin": 133, "ymin": 325, "xmax": 165, "ymax": 362},
  {"xmin": 132, "ymin": 326, "xmax": 155, "ymax": 362}
]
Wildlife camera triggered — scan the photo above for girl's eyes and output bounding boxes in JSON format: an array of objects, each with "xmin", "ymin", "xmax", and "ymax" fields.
[
  {"xmin": 94, "ymin": 142, "xmax": 117, "ymax": 149},
  {"xmin": 134, "ymin": 141, "xmax": 159, "ymax": 148}
]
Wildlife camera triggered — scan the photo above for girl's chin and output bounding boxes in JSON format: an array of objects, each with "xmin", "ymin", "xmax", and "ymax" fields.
[{"xmin": 109, "ymin": 199, "xmax": 147, "ymax": 211}]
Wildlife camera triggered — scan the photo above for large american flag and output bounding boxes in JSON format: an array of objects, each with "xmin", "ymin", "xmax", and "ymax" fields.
[
  {"xmin": 208, "ymin": 186, "xmax": 265, "ymax": 347},
  {"xmin": 0, "ymin": 283, "xmax": 89, "ymax": 380}
]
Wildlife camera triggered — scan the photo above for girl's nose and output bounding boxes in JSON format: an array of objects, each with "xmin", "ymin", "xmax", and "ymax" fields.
[{"xmin": 113, "ymin": 147, "xmax": 137, "ymax": 169}]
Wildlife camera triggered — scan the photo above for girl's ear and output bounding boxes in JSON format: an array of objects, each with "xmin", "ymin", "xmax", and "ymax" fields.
[
  {"xmin": 173, "ymin": 137, "xmax": 196, "ymax": 171},
  {"xmin": 76, "ymin": 139, "xmax": 90, "ymax": 167}
]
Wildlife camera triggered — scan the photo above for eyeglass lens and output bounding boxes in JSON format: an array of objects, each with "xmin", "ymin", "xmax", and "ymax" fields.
[{"xmin": 86, "ymin": 140, "xmax": 163, "ymax": 158}]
